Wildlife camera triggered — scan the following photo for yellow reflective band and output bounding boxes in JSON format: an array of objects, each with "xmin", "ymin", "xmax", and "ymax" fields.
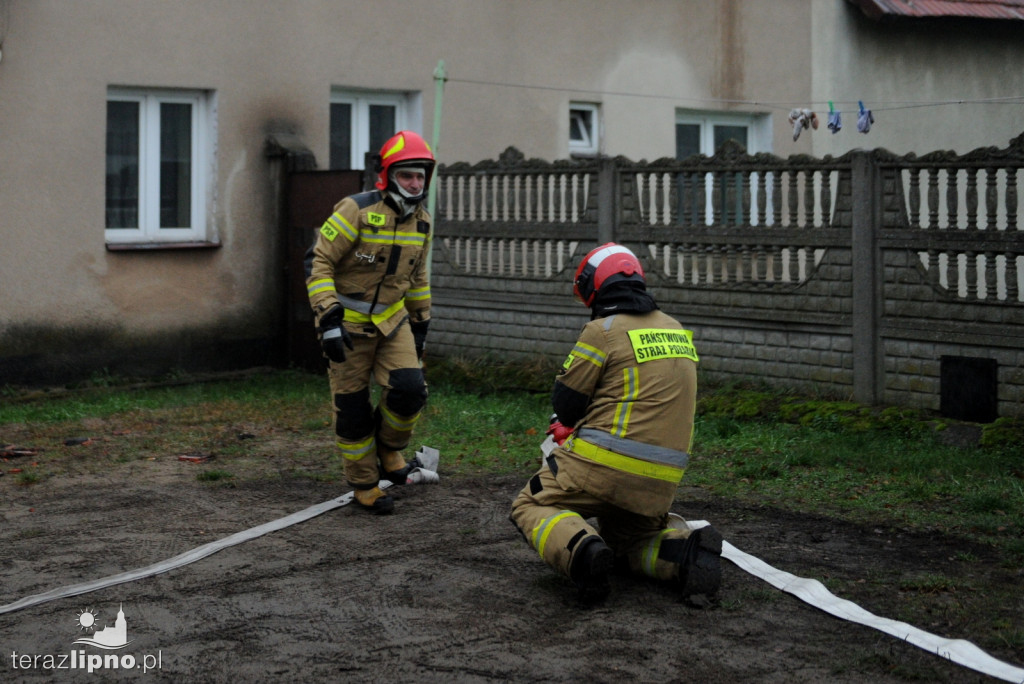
[
  {"xmin": 359, "ymin": 231, "xmax": 427, "ymax": 247},
  {"xmin": 612, "ymin": 367, "xmax": 639, "ymax": 438},
  {"xmin": 341, "ymin": 298, "xmax": 407, "ymax": 326},
  {"xmin": 367, "ymin": 212, "xmax": 387, "ymax": 226},
  {"xmin": 307, "ymin": 279, "xmax": 336, "ymax": 297},
  {"xmin": 382, "ymin": 135, "xmax": 405, "ymax": 160},
  {"xmin": 322, "ymin": 213, "xmax": 357, "ymax": 242},
  {"xmin": 566, "ymin": 436, "xmax": 685, "ymax": 483},
  {"xmin": 570, "ymin": 341, "xmax": 606, "ymax": 368},
  {"xmin": 643, "ymin": 528, "xmax": 673, "ymax": 578},
  {"xmin": 380, "ymin": 404, "xmax": 418, "ymax": 431},
  {"xmin": 406, "ymin": 286, "xmax": 430, "ymax": 301},
  {"xmin": 371, "ymin": 299, "xmax": 406, "ymax": 326},
  {"xmin": 531, "ymin": 510, "xmax": 582, "ymax": 557},
  {"xmin": 627, "ymin": 328, "xmax": 698, "ymax": 364},
  {"xmin": 343, "ymin": 308, "xmax": 371, "ymax": 324},
  {"xmin": 337, "ymin": 435, "xmax": 376, "ymax": 461}
]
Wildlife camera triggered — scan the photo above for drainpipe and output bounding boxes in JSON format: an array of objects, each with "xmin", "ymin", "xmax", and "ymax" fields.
[{"xmin": 426, "ymin": 59, "xmax": 446, "ymax": 279}]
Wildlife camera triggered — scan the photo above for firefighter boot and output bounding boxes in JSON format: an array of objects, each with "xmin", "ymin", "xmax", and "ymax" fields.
[
  {"xmin": 569, "ymin": 535, "xmax": 614, "ymax": 604},
  {"xmin": 379, "ymin": 449, "xmax": 414, "ymax": 486},
  {"xmin": 353, "ymin": 486, "xmax": 394, "ymax": 515},
  {"xmin": 676, "ymin": 526, "xmax": 723, "ymax": 600}
]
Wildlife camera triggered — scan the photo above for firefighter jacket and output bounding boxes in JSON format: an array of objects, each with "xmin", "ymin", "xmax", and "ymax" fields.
[
  {"xmin": 305, "ymin": 190, "xmax": 431, "ymax": 338},
  {"xmin": 550, "ymin": 309, "xmax": 699, "ymax": 518}
]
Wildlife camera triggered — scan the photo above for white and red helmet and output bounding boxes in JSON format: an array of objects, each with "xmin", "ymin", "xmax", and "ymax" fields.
[
  {"xmin": 374, "ymin": 130, "xmax": 436, "ymax": 203},
  {"xmin": 573, "ymin": 243, "xmax": 646, "ymax": 307}
]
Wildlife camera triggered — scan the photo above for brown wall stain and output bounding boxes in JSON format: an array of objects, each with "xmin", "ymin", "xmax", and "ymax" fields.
[{"xmin": 713, "ymin": 1, "xmax": 744, "ymax": 102}]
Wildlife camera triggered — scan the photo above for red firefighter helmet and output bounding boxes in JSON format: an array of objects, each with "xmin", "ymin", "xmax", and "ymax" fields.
[
  {"xmin": 374, "ymin": 130, "xmax": 436, "ymax": 202},
  {"xmin": 573, "ymin": 243, "xmax": 646, "ymax": 307}
]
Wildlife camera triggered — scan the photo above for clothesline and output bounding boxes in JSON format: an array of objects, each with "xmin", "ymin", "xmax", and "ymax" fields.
[{"xmin": 445, "ymin": 76, "xmax": 1024, "ymax": 113}]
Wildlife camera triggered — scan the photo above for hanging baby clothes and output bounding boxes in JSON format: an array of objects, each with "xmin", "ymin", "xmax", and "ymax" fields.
[
  {"xmin": 827, "ymin": 102, "xmax": 842, "ymax": 134},
  {"xmin": 788, "ymin": 108, "xmax": 819, "ymax": 141},
  {"xmin": 857, "ymin": 101, "xmax": 874, "ymax": 134}
]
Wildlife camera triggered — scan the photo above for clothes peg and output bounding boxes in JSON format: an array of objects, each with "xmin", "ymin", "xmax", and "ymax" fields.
[{"xmin": 827, "ymin": 101, "xmax": 842, "ymax": 134}]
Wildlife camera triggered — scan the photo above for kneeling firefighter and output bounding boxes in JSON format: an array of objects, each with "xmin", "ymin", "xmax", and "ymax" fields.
[
  {"xmin": 305, "ymin": 130, "xmax": 435, "ymax": 514},
  {"xmin": 510, "ymin": 243, "xmax": 723, "ymax": 601}
]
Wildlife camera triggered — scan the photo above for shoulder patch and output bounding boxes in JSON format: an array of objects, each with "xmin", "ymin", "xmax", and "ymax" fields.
[
  {"xmin": 352, "ymin": 190, "xmax": 383, "ymax": 209},
  {"xmin": 320, "ymin": 223, "xmax": 339, "ymax": 241}
]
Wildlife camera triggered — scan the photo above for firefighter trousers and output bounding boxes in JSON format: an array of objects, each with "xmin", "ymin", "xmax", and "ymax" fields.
[
  {"xmin": 327, "ymin": 320, "xmax": 427, "ymax": 488},
  {"xmin": 510, "ymin": 465, "xmax": 696, "ymax": 583}
]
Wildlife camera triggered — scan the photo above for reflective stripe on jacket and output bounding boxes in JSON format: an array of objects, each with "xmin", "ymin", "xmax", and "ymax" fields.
[{"xmin": 565, "ymin": 428, "xmax": 689, "ymax": 483}]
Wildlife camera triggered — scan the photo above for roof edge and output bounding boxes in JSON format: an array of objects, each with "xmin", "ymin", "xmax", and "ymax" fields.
[{"xmin": 846, "ymin": 0, "xmax": 1024, "ymax": 22}]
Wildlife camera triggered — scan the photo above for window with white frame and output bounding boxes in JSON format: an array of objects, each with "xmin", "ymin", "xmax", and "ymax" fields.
[
  {"xmin": 105, "ymin": 88, "xmax": 214, "ymax": 245},
  {"xmin": 330, "ymin": 90, "xmax": 417, "ymax": 170},
  {"xmin": 675, "ymin": 110, "xmax": 771, "ymax": 158},
  {"xmin": 569, "ymin": 102, "xmax": 600, "ymax": 156},
  {"xmin": 675, "ymin": 110, "xmax": 774, "ymax": 225}
]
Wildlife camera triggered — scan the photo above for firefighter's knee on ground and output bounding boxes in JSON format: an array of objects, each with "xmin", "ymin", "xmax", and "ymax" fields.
[{"xmin": 334, "ymin": 388, "xmax": 373, "ymax": 439}]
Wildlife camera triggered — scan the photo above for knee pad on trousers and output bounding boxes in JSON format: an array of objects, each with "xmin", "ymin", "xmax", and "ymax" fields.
[
  {"xmin": 385, "ymin": 368, "xmax": 427, "ymax": 416},
  {"xmin": 334, "ymin": 388, "xmax": 374, "ymax": 440}
]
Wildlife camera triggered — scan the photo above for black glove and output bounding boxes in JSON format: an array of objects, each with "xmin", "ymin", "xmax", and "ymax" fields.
[
  {"xmin": 318, "ymin": 305, "xmax": 353, "ymax": 363},
  {"xmin": 410, "ymin": 320, "xmax": 429, "ymax": 359}
]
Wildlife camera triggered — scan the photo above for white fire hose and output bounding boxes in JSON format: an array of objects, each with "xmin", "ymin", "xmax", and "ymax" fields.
[{"xmin": 0, "ymin": 447, "xmax": 440, "ymax": 616}]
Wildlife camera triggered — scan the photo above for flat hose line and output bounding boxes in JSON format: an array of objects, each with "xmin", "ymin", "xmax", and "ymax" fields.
[
  {"xmin": 682, "ymin": 519, "xmax": 1024, "ymax": 684},
  {"xmin": 1, "ymin": 488, "xmax": 1022, "ymax": 681}
]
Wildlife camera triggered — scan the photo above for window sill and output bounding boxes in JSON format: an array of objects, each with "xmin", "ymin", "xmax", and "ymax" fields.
[{"xmin": 105, "ymin": 241, "xmax": 222, "ymax": 252}]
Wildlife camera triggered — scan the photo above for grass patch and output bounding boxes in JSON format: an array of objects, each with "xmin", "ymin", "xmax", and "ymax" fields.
[
  {"xmin": 897, "ymin": 573, "xmax": 963, "ymax": 595},
  {"xmin": 15, "ymin": 470, "xmax": 42, "ymax": 486},
  {"xmin": 196, "ymin": 469, "xmax": 235, "ymax": 483},
  {"xmin": 689, "ymin": 413, "xmax": 1023, "ymax": 555}
]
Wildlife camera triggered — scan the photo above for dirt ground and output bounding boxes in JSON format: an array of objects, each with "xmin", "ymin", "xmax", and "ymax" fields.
[{"xmin": 1, "ymin": 452, "xmax": 1022, "ymax": 683}]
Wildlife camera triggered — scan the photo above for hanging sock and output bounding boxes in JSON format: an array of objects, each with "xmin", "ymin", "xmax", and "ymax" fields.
[
  {"xmin": 788, "ymin": 108, "xmax": 819, "ymax": 141},
  {"xmin": 827, "ymin": 101, "xmax": 842, "ymax": 134},
  {"xmin": 857, "ymin": 100, "xmax": 874, "ymax": 134}
]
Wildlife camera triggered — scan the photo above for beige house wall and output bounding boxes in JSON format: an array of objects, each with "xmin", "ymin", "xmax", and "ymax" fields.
[
  {"xmin": 812, "ymin": 1, "xmax": 1024, "ymax": 156},
  {"xmin": 0, "ymin": 0, "xmax": 1020, "ymax": 382}
]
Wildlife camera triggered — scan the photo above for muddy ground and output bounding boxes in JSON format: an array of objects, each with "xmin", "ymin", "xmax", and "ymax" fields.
[{"xmin": 1, "ymin": 452, "xmax": 1022, "ymax": 683}]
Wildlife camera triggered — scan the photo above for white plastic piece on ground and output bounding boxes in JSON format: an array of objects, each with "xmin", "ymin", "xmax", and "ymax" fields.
[
  {"xmin": 415, "ymin": 445, "xmax": 440, "ymax": 471},
  {"xmin": 671, "ymin": 515, "xmax": 1024, "ymax": 683},
  {"xmin": 0, "ymin": 446, "xmax": 443, "ymax": 617},
  {"xmin": 406, "ymin": 469, "xmax": 439, "ymax": 484},
  {"xmin": 391, "ymin": 445, "xmax": 441, "ymax": 484}
]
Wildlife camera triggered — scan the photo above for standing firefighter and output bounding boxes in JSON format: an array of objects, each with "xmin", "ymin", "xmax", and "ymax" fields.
[
  {"xmin": 305, "ymin": 130, "xmax": 434, "ymax": 515},
  {"xmin": 510, "ymin": 243, "xmax": 723, "ymax": 602}
]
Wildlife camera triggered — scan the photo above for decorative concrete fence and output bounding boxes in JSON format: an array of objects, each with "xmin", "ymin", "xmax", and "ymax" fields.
[{"xmin": 429, "ymin": 137, "xmax": 1024, "ymax": 420}]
